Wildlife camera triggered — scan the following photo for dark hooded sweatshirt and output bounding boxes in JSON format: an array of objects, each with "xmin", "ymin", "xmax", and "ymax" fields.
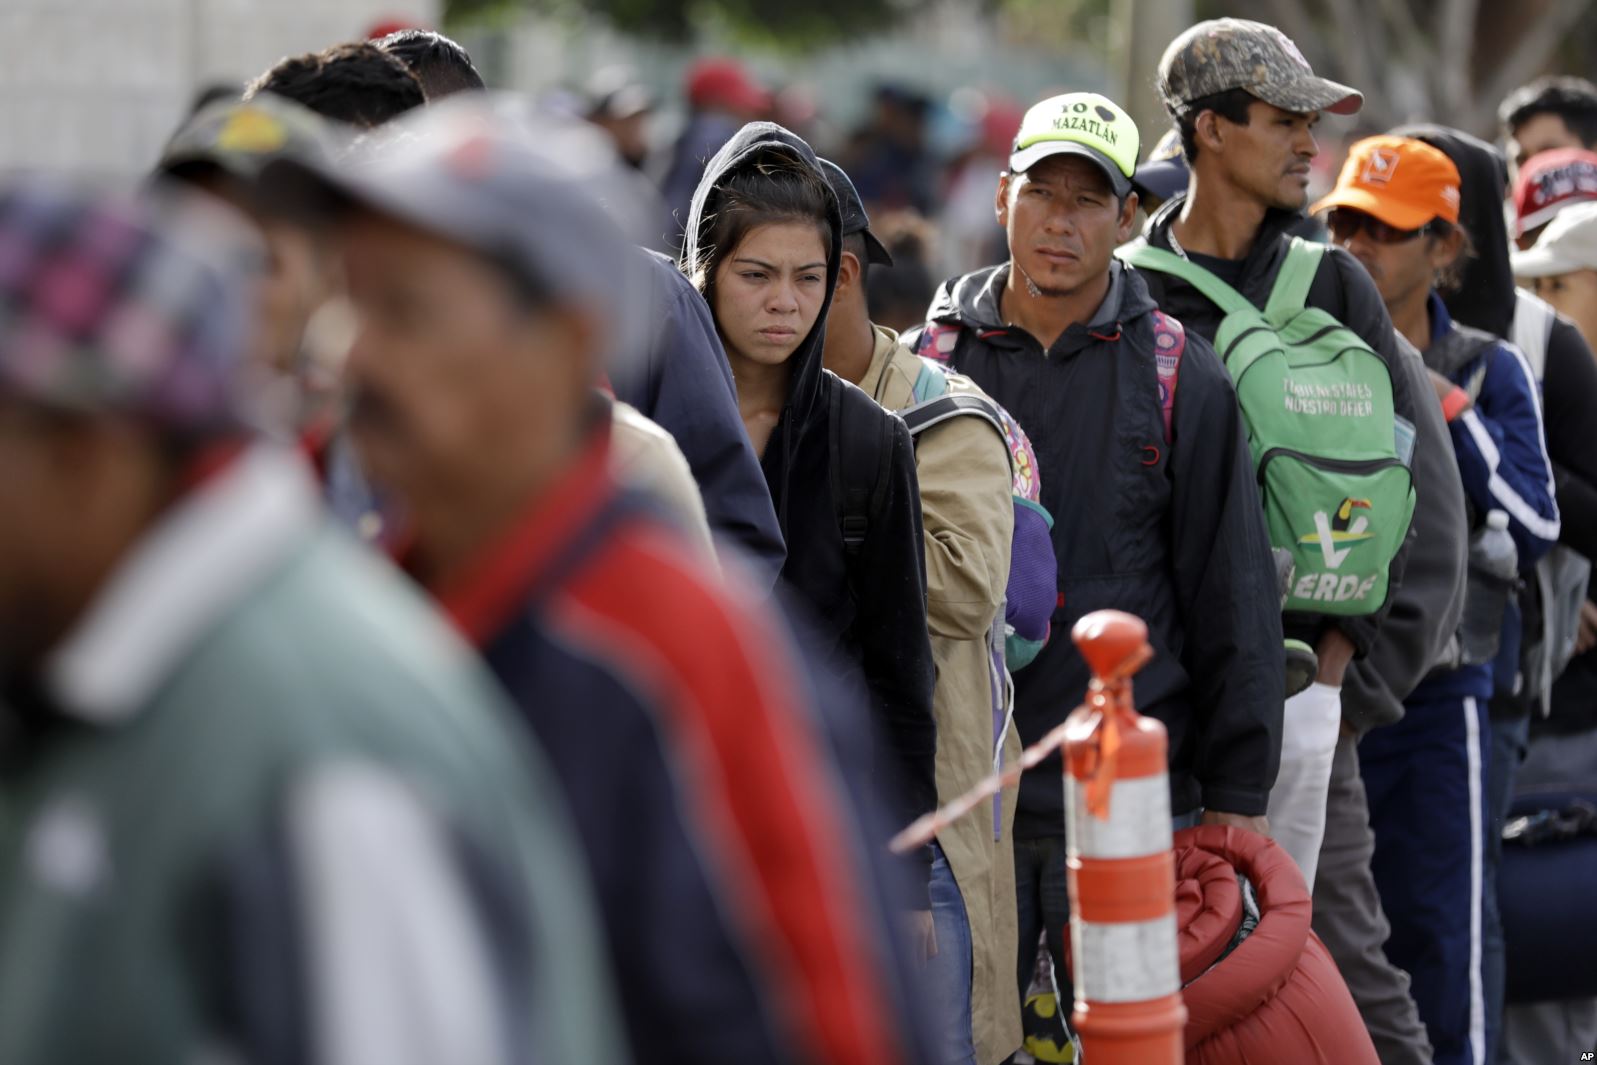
[
  {"xmin": 1140, "ymin": 196, "xmax": 1420, "ymax": 661},
  {"xmin": 911, "ymin": 261, "xmax": 1284, "ymax": 832},
  {"xmin": 681, "ymin": 124, "xmax": 939, "ymax": 850},
  {"xmin": 1397, "ymin": 124, "xmax": 1597, "ymax": 729}
]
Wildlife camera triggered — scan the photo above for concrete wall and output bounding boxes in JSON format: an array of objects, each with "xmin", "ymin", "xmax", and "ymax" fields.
[{"xmin": 0, "ymin": 0, "xmax": 436, "ymax": 177}]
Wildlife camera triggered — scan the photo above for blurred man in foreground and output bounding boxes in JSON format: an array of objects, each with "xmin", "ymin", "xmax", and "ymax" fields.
[
  {"xmin": 0, "ymin": 179, "xmax": 619, "ymax": 1065},
  {"xmin": 310, "ymin": 96, "xmax": 927, "ymax": 1065}
]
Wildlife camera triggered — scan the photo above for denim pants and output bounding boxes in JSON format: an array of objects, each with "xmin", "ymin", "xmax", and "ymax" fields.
[
  {"xmin": 1483, "ymin": 712, "xmax": 1529, "ymax": 1065},
  {"xmin": 1011, "ymin": 834, "xmax": 1070, "ymax": 1003},
  {"xmin": 925, "ymin": 843, "xmax": 978, "ymax": 1065}
]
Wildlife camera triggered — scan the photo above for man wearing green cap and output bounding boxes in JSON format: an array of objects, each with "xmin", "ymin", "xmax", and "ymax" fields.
[{"xmin": 907, "ymin": 91, "xmax": 1285, "ymax": 1009}]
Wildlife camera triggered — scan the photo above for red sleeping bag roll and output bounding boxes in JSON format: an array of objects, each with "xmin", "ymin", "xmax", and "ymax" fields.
[{"xmin": 1063, "ymin": 825, "xmax": 1377, "ymax": 1063}]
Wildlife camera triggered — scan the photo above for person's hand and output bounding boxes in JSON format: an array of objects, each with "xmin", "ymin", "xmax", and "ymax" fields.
[
  {"xmin": 1315, "ymin": 629, "xmax": 1357, "ymax": 687},
  {"xmin": 903, "ymin": 910, "xmax": 938, "ymax": 963},
  {"xmin": 1202, "ymin": 810, "xmax": 1270, "ymax": 836},
  {"xmin": 1428, "ymin": 368, "xmax": 1461, "ymax": 406},
  {"xmin": 1577, "ymin": 600, "xmax": 1597, "ymax": 655}
]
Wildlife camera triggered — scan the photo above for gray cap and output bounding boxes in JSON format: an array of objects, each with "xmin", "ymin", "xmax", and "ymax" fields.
[
  {"xmin": 160, "ymin": 93, "xmax": 348, "ymax": 185},
  {"xmin": 1158, "ymin": 18, "xmax": 1362, "ymax": 118},
  {"xmin": 272, "ymin": 93, "xmax": 649, "ymax": 367}
]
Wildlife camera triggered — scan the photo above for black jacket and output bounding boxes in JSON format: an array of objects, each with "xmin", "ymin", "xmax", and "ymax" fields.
[
  {"xmin": 682, "ymin": 124, "xmax": 938, "ymax": 837},
  {"xmin": 1139, "ymin": 197, "xmax": 1419, "ymax": 659},
  {"xmin": 913, "ymin": 262, "xmax": 1284, "ymax": 831},
  {"xmin": 611, "ymin": 250, "xmax": 787, "ymax": 586}
]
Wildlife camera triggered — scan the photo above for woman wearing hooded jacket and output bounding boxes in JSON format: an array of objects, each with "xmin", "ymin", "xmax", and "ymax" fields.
[{"xmin": 681, "ymin": 123, "xmax": 939, "ymax": 918}]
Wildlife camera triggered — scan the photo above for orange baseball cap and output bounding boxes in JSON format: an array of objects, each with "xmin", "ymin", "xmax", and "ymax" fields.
[{"xmin": 1311, "ymin": 135, "xmax": 1462, "ymax": 231}]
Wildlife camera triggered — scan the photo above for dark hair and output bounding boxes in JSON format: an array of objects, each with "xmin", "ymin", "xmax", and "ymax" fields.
[
  {"xmin": 1500, "ymin": 76, "xmax": 1597, "ymax": 146},
  {"xmin": 690, "ymin": 152, "xmax": 833, "ymax": 305},
  {"xmin": 245, "ymin": 43, "xmax": 424, "ymax": 128},
  {"xmin": 379, "ymin": 29, "xmax": 485, "ymax": 99},
  {"xmin": 1430, "ymin": 219, "xmax": 1476, "ymax": 295},
  {"xmin": 1175, "ymin": 88, "xmax": 1256, "ymax": 164}
]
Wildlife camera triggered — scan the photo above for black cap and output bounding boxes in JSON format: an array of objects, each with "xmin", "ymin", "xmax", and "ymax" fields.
[{"xmin": 818, "ymin": 158, "xmax": 894, "ymax": 266}]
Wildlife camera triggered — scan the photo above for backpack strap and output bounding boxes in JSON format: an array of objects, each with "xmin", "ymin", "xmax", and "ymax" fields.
[
  {"xmin": 1264, "ymin": 237, "xmax": 1327, "ymax": 321},
  {"xmin": 1117, "ymin": 240, "xmax": 1256, "ymax": 316},
  {"xmin": 911, "ymin": 359, "xmax": 952, "ymax": 404},
  {"xmin": 1151, "ymin": 311, "xmax": 1188, "ymax": 445},
  {"xmin": 829, "ymin": 378, "xmax": 896, "ymax": 561},
  {"xmin": 913, "ymin": 321, "xmax": 966, "ymax": 366},
  {"xmin": 901, "ymin": 393, "xmax": 1009, "ymax": 460}
]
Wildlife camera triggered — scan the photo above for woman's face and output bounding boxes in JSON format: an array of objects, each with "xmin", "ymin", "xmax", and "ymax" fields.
[
  {"xmin": 712, "ymin": 221, "xmax": 829, "ymax": 367},
  {"xmin": 1526, "ymin": 269, "xmax": 1597, "ymax": 350}
]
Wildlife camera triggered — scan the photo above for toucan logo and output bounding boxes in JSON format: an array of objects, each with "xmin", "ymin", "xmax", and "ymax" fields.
[{"xmin": 1298, "ymin": 498, "xmax": 1374, "ymax": 569}]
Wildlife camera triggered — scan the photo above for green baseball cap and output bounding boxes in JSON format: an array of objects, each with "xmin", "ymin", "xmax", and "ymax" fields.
[{"xmin": 1009, "ymin": 92, "xmax": 1140, "ymax": 198}]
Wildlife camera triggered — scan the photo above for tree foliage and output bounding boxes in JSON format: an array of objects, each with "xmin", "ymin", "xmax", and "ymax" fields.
[{"xmin": 446, "ymin": 0, "xmax": 930, "ymax": 47}]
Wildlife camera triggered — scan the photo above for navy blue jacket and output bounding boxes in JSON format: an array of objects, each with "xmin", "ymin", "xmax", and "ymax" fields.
[{"xmin": 611, "ymin": 249, "xmax": 786, "ymax": 587}]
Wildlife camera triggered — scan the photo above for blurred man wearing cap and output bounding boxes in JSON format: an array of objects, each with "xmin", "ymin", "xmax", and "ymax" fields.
[
  {"xmin": 1512, "ymin": 147, "xmax": 1597, "ymax": 249},
  {"xmin": 0, "ymin": 179, "xmax": 619, "ymax": 1065},
  {"xmin": 319, "ymin": 96, "xmax": 924, "ymax": 1065},
  {"xmin": 157, "ymin": 93, "xmax": 350, "ymax": 432},
  {"xmin": 1317, "ymin": 134, "xmax": 1559, "ymax": 1065},
  {"xmin": 822, "ymin": 158, "xmax": 1027, "ymax": 1065},
  {"xmin": 908, "ymin": 91, "xmax": 1284, "ymax": 1012},
  {"xmin": 1134, "ymin": 15, "xmax": 1424, "ymax": 888}
]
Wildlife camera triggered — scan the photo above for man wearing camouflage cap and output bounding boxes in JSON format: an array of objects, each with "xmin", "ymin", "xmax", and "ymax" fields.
[
  {"xmin": 1125, "ymin": 18, "xmax": 1437, "ymax": 895},
  {"xmin": 0, "ymin": 179, "xmax": 621, "ymax": 1064}
]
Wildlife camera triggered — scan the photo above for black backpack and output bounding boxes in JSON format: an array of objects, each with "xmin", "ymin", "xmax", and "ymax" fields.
[{"xmin": 827, "ymin": 376, "xmax": 898, "ymax": 564}]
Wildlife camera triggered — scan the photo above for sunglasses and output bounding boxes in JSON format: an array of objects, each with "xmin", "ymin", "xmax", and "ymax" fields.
[{"xmin": 1326, "ymin": 208, "xmax": 1435, "ymax": 244}]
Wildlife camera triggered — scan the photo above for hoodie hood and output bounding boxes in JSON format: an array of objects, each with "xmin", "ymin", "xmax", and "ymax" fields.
[
  {"xmin": 1392, "ymin": 124, "xmax": 1516, "ymax": 339},
  {"xmin": 680, "ymin": 121, "xmax": 842, "ymax": 437}
]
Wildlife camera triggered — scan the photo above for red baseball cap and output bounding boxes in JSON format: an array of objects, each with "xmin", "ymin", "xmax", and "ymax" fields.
[
  {"xmin": 1311, "ymin": 135, "xmax": 1461, "ymax": 231},
  {"xmin": 1513, "ymin": 147, "xmax": 1597, "ymax": 238},
  {"xmin": 685, "ymin": 58, "xmax": 768, "ymax": 115}
]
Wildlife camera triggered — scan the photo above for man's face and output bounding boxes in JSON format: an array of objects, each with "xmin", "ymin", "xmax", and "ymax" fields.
[
  {"xmin": 1510, "ymin": 113, "xmax": 1587, "ymax": 173},
  {"xmin": 997, "ymin": 154, "xmax": 1137, "ymax": 298},
  {"xmin": 1211, "ymin": 100, "xmax": 1320, "ymax": 211},
  {"xmin": 340, "ymin": 213, "xmax": 596, "ymax": 542},
  {"xmin": 1331, "ymin": 208, "xmax": 1448, "ymax": 312},
  {"xmin": 0, "ymin": 403, "xmax": 164, "ymax": 676}
]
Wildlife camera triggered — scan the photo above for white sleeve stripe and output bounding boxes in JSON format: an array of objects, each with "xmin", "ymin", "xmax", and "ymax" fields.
[
  {"xmin": 289, "ymin": 763, "xmax": 509, "ymax": 1065},
  {"xmin": 1461, "ymin": 408, "xmax": 1562, "ymax": 543}
]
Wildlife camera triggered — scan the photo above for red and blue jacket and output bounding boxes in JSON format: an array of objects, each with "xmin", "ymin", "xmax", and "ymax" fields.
[{"xmin": 428, "ymin": 427, "xmax": 926, "ymax": 1065}]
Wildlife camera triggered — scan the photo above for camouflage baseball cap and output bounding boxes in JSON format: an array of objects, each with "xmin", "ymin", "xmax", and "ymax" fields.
[
  {"xmin": 1158, "ymin": 18, "xmax": 1362, "ymax": 118},
  {"xmin": 159, "ymin": 93, "xmax": 348, "ymax": 185}
]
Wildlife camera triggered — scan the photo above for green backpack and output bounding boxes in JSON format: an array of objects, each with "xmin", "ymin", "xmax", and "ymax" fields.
[{"xmin": 1117, "ymin": 237, "xmax": 1417, "ymax": 616}]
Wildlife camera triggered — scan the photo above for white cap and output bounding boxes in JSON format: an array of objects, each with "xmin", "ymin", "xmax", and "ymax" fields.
[{"xmin": 1511, "ymin": 200, "xmax": 1597, "ymax": 278}]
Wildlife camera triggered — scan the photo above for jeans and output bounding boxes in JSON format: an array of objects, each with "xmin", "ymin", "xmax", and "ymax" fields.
[
  {"xmin": 1483, "ymin": 713, "xmax": 1528, "ymax": 1065},
  {"xmin": 925, "ymin": 843, "xmax": 978, "ymax": 1065}
]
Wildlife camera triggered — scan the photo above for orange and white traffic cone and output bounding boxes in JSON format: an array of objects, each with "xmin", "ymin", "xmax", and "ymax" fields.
[{"xmin": 1063, "ymin": 610, "xmax": 1186, "ymax": 1064}]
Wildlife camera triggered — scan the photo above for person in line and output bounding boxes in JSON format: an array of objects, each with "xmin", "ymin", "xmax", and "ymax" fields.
[
  {"xmin": 1511, "ymin": 146, "xmax": 1597, "ymax": 249},
  {"xmin": 659, "ymin": 58, "xmax": 769, "ymax": 253},
  {"xmin": 1498, "ymin": 75, "xmax": 1597, "ymax": 175},
  {"xmin": 0, "ymin": 178, "xmax": 619, "ymax": 1065},
  {"xmin": 681, "ymin": 122, "xmax": 940, "ymax": 919},
  {"xmin": 1316, "ymin": 134, "xmax": 1559, "ymax": 1065},
  {"xmin": 822, "ymin": 157, "xmax": 1025, "ymax": 1065},
  {"xmin": 310, "ymin": 97, "xmax": 928, "ymax": 1065},
  {"xmin": 1133, "ymin": 17, "xmax": 1421, "ymax": 887},
  {"xmin": 907, "ymin": 90, "xmax": 1284, "ymax": 1008},
  {"xmin": 245, "ymin": 41, "xmax": 424, "ymax": 129},
  {"xmin": 1398, "ymin": 122, "xmax": 1597, "ymax": 1064},
  {"xmin": 377, "ymin": 27, "xmax": 485, "ymax": 98}
]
